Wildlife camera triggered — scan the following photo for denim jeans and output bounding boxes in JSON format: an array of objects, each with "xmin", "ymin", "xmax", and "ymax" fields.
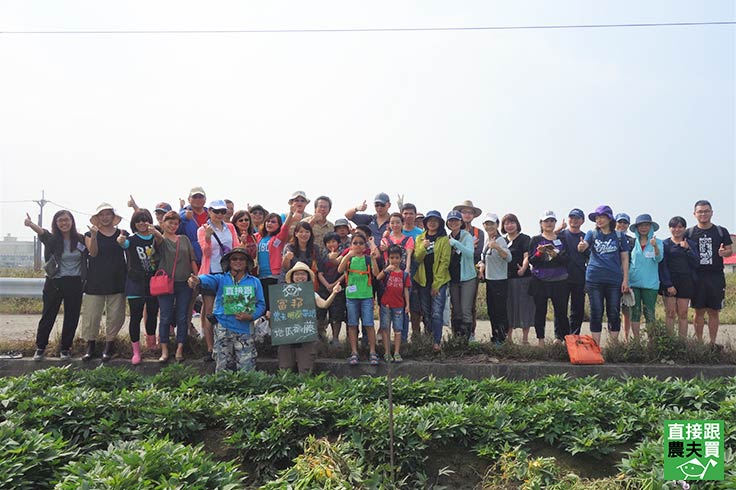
[
  {"xmin": 449, "ymin": 279, "xmax": 476, "ymax": 338},
  {"xmin": 418, "ymin": 283, "xmax": 448, "ymax": 344},
  {"xmin": 379, "ymin": 305, "xmax": 404, "ymax": 333},
  {"xmin": 346, "ymin": 297, "xmax": 375, "ymax": 327},
  {"xmin": 158, "ymin": 281, "xmax": 193, "ymax": 344},
  {"xmin": 586, "ymin": 281, "xmax": 622, "ymax": 333}
]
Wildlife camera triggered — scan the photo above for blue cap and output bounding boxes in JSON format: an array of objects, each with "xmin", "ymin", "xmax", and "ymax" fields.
[
  {"xmin": 208, "ymin": 199, "xmax": 227, "ymax": 210},
  {"xmin": 374, "ymin": 192, "xmax": 390, "ymax": 204},
  {"xmin": 615, "ymin": 213, "xmax": 631, "ymax": 224},
  {"xmin": 446, "ymin": 210, "xmax": 463, "ymax": 222},
  {"xmin": 568, "ymin": 208, "xmax": 585, "ymax": 219}
]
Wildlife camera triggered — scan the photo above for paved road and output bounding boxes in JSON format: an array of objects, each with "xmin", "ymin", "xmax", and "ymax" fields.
[{"xmin": 2, "ymin": 314, "xmax": 734, "ymax": 346}]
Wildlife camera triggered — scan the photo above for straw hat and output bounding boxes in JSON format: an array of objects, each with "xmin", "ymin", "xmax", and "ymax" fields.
[{"xmin": 452, "ymin": 200, "xmax": 482, "ymax": 218}]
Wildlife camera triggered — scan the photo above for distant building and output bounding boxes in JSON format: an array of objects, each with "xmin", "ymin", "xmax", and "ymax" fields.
[{"xmin": 0, "ymin": 234, "xmax": 34, "ymax": 268}]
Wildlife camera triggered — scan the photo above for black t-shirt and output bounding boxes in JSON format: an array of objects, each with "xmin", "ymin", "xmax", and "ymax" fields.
[
  {"xmin": 506, "ymin": 233, "xmax": 532, "ymax": 279},
  {"xmin": 559, "ymin": 229, "xmax": 588, "ymax": 284},
  {"xmin": 126, "ymin": 233, "xmax": 157, "ymax": 281},
  {"xmin": 85, "ymin": 229, "xmax": 127, "ymax": 294},
  {"xmin": 689, "ymin": 225, "xmax": 732, "ymax": 273},
  {"xmin": 449, "ymin": 231, "xmax": 462, "ymax": 283},
  {"xmin": 424, "ymin": 234, "xmax": 439, "ymax": 287}
]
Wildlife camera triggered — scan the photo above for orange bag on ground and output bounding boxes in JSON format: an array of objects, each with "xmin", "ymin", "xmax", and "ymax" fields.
[{"xmin": 564, "ymin": 334, "xmax": 605, "ymax": 365}]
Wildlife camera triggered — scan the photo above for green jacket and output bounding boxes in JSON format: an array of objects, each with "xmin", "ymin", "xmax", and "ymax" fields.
[{"xmin": 413, "ymin": 232, "xmax": 451, "ymax": 290}]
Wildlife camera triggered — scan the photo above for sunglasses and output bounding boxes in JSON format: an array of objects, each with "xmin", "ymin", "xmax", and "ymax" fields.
[
  {"xmin": 293, "ymin": 198, "xmax": 307, "ymax": 203},
  {"xmin": 229, "ymin": 256, "xmax": 247, "ymax": 262},
  {"xmin": 211, "ymin": 209, "xmax": 227, "ymax": 215},
  {"xmin": 237, "ymin": 218, "xmax": 250, "ymax": 222},
  {"xmin": 374, "ymin": 202, "xmax": 386, "ymax": 207},
  {"xmin": 191, "ymin": 194, "xmax": 205, "ymax": 199},
  {"xmin": 352, "ymin": 241, "xmax": 365, "ymax": 246}
]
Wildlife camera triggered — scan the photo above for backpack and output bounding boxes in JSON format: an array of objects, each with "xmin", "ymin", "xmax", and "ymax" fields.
[
  {"xmin": 383, "ymin": 235, "xmax": 412, "ymax": 270},
  {"xmin": 345, "ymin": 255, "xmax": 372, "ymax": 288},
  {"xmin": 686, "ymin": 225, "xmax": 726, "ymax": 241}
]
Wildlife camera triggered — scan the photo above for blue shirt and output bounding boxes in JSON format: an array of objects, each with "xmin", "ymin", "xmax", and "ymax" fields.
[
  {"xmin": 198, "ymin": 272, "xmax": 266, "ymax": 334},
  {"xmin": 402, "ymin": 226, "xmax": 423, "ymax": 240},
  {"xmin": 558, "ymin": 230, "xmax": 589, "ymax": 284},
  {"xmin": 584, "ymin": 230, "xmax": 629, "ymax": 285},
  {"xmin": 257, "ymin": 236, "xmax": 272, "ymax": 278}
]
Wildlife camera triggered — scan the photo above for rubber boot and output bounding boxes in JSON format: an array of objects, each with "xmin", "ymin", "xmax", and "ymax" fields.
[
  {"xmin": 101, "ymin": 341, "xmax": 114, "ymax": 362},
  {"xmin": 81, "ymin": 341, "xmax": 96, "ymax": 362},
  {"xmin": 131, "ymin": 342, "xmax": 141, "ymax": 365},
  {"xmin": 146, "ymin": 334, "xmax": 157, "ymax": 350}
]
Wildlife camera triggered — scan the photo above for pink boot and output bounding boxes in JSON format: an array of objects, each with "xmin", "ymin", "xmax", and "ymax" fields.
[
  {"xmin": 131, "ymin": 342, "xmax": 142, "ymax": 365},
  {"xmin": 146, "ymin": 335, "xmax": 157, "ymax": 350}
]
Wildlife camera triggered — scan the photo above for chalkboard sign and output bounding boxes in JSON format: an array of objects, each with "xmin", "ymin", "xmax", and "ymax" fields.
[{"xmin": 268, "ymin": 282, "xmax": 318, "ymax": 346}]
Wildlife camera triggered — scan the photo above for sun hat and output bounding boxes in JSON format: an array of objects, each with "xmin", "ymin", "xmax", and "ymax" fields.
[
  {"xmin": 424, "ymin": 210, "xmax": 445, "ymax": 228},
  {"xmin": 220, "ymin": 246, "xmax": 254, "ymax": 272},
  {"xmin": 285, "ymin": 261, "xmax": 316, "ymax": 284},
  {"xmin": 588, "ymin": 205, "xmax": 614, "ymax": 223},
  {"xmin": 248, "ymin": 204, "xmax": 267, "ymax": 214},
  {"xmin": 539, "ymin": 210, "xmax": 557, "ymax": 221},
  {"xmin": 630, "ymin": 214, "xmax": 660, "ymax": 233},
  {"xmin": 90, "ymin": 203, "xmax": 122, "ymax": 227},
  {"xmin": 452, "ymin": 200, "xmax": 482, "ymax": 218},
  {"xmin": 334, "ymin": 218, "xmax": 350, "ymax": 229}
]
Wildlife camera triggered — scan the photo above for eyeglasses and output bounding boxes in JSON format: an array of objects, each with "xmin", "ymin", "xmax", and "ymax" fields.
[
  {"xmin": 237, "ymin": 218, "xmax": 250, "ymax": 223},
  {"xmin": 229, "ymin": 256, "xmax": 247, "ymax": 262},
  {"xmin": 211, "ymin": 209, "xmax": 227, "ymax": 215},
  {"xmin": 695, "ymin": 210, "xmax": 713, "ymax": 215}
]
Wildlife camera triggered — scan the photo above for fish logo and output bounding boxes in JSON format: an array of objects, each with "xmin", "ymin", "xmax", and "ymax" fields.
[{"xmin": 676, "ymin": 458, "xmax": 717, "ymax": 479}]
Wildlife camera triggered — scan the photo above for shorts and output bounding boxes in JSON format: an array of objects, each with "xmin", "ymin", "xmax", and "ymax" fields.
[
  {"xmin": 659, "ymin": 272, "xmax": 695, "ymax": 299},
  {"xmin": 379, "ymin": 305, "xmax": 404, "ymax": 333},
  {"xmin": 346, "ymin": 297, "xmax": 374, "ymax": 327},
  {"xmin": 317, "ymin": 288, "xmax": 346, "ymax": 324},
  {"xmin": 691, "ymin": 272, "xmax": 725, "ymax": 310}
]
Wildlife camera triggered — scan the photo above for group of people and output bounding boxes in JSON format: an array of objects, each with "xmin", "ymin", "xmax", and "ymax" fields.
[{"xmin": 25, "ymin": 187, "xmax": 732, "ymax": 372}]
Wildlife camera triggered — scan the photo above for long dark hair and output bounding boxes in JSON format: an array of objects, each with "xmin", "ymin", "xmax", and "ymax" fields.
[
  {"xmin": 260, "ymin": 212, "xmax": 283, "ymax": 237},
  {"xmin": 232, "ymin": 209, "xmax": 255, "ymax": 243},
  {"xmin": 289, "ymin": 222, "xmax": 316, "ymax": 262},
  {"xmin": 51, "ymin": 210, "xmax": 82, "ymax": 253}
]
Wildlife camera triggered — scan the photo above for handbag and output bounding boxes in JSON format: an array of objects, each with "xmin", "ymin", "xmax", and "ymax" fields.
[
  {"xmin": 150, "ymin": 238, "xmax": 180, "ymax": 296},
  {"xmin": 564, "ymin": 334, "xmax": 605, "ymax": 365},
  {"xmin": 43, "ymin": 254, "xmax": 60, "ymax": 277}
]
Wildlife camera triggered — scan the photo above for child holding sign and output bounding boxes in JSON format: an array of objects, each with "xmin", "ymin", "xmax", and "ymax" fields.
[
  {"xmin": 188, "ymin": 247, "xmax": 266, "ymax": 372},
  {"xmin": 277, "ymin": 261, "xmax": 343, "ymax": 373}
]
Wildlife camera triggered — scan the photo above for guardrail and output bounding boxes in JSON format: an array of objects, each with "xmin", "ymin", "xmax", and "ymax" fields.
[{"xmin": 0, "ymin": 278, "xmax": 45, "ymax": 298}]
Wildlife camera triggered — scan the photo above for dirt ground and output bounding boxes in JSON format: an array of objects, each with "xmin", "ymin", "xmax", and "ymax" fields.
[{"xmin": 2, "ymin": 314, "xmax": 734, "ymax": 346}]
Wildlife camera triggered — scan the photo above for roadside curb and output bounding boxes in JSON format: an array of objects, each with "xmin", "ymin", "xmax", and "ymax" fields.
[{"xmin": 2, "ymin": 357, "xmax": 734, "ymax": 380}]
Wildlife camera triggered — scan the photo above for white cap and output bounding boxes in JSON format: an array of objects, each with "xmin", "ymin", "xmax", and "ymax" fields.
[
  {"xmin": 482, "ymin": 212, "xmax": 499, "ymax": 224},
  {"xmin": 539, "ymin": 210, "xmax": 557, "ymax": 221}
]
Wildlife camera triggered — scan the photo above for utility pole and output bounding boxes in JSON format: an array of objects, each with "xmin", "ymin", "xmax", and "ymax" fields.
[{"xmin": 32, "ymin": 190, "xmax": 47, "ymax": 271}]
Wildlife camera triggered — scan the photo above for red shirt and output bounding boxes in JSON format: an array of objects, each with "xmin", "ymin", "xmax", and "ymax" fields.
[
  {"xmin": 381, "ymin": 270, "xmax": 411, "ymax": 308},
  {"xmin": 194, "ymin": 211, "xmax": 208, "ymax": 227}
]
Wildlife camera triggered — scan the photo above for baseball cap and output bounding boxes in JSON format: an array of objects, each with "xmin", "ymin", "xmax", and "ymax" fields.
[
  {"xmin": 188, "ymin": 186, "xmax": 206, "ymax": 198},
  {"xmin": 482, "ymin": 212, "xmax": 499, "ymax": 224},
  {"xmin": 288, "ymin": 191, "xmax": 310, "ymax": 203},
  {"xmin": 615, "ymin": 213, "xmax": 631, "ymax": 224},
  {"xmin": 539, "ymin": 210, "xmax": 557, "ymax": 221},
  {"xmin": 208, "ymin": 200, "xmax": 227, "ymax": 211},
  {"xmin": 446, "ymin": 210, "xmax": 463, "ymax": 222},
  {"xmin": 374, "ymin": 192, "xmax": 390, "ymax": 205},
  {"xmin": 154, "ymin": 202, "xmax": 172, "ymax": 213},
  {"xmin": 568, "ymin": 208, "xmax": 585, "ymax": 219}
]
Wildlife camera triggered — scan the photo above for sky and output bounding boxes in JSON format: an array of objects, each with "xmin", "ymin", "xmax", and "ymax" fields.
[{"xmin": 1, "ymin": 0, "xmax": 734, "ymax": 241}]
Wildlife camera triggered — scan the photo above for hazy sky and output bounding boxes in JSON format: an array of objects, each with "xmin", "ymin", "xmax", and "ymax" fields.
[{"xmin": 1, "ymin": 1, "xmax": 734, "ymax": 241}]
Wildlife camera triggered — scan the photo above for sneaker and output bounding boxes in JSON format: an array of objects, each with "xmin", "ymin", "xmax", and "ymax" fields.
[
  {"xmin": 384, "ymin": 353, "xmax": 392, "ymax": 363},
  {"xmin": 392, "ymin": 353, "xmax": 403, "ymax": 363},
  {"xmin": 59, "ymin": 350, "xmax": 71, "ymax": 361},
  {"xmin": 330, "ymin": 339, "xmax": 340, "ymax": 347},
  {"xmin": 202, "ymin": 351, "xmax": 214, "ymax": 362},
  {"xmin": 468, "ymin": 334, "xmax": 476, "ymax": 342},
  {"xmin": 33, "ymin": 349, "xmax": 44, "ymax": 361}
]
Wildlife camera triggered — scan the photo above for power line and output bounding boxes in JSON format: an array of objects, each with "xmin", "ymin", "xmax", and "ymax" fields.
[
  {"xmin": 0, "ymin": 200, "xmax": 36, "ymax": 204},
  {"xmin": 46, "ymin": 200, "xmax": 94, "ymax": 217},
  {"xmin": 0, "ymin": 21, "xmax": 734, "ymax": 35}
]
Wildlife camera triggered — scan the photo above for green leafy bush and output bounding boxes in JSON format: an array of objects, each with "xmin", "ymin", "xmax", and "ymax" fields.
[
  {"xmin": 54, "ymin": 438, "xmax": 246, "ymax": 490},
  {"xmin": 0, "ymin": 420, "xmax": 77, "ymax": 490}
]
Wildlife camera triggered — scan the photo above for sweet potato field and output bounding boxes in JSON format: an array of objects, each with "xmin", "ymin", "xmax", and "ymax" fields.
[{"xmin": 1, "ymin": 366, "xmax": 734, "ymax": 489}]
